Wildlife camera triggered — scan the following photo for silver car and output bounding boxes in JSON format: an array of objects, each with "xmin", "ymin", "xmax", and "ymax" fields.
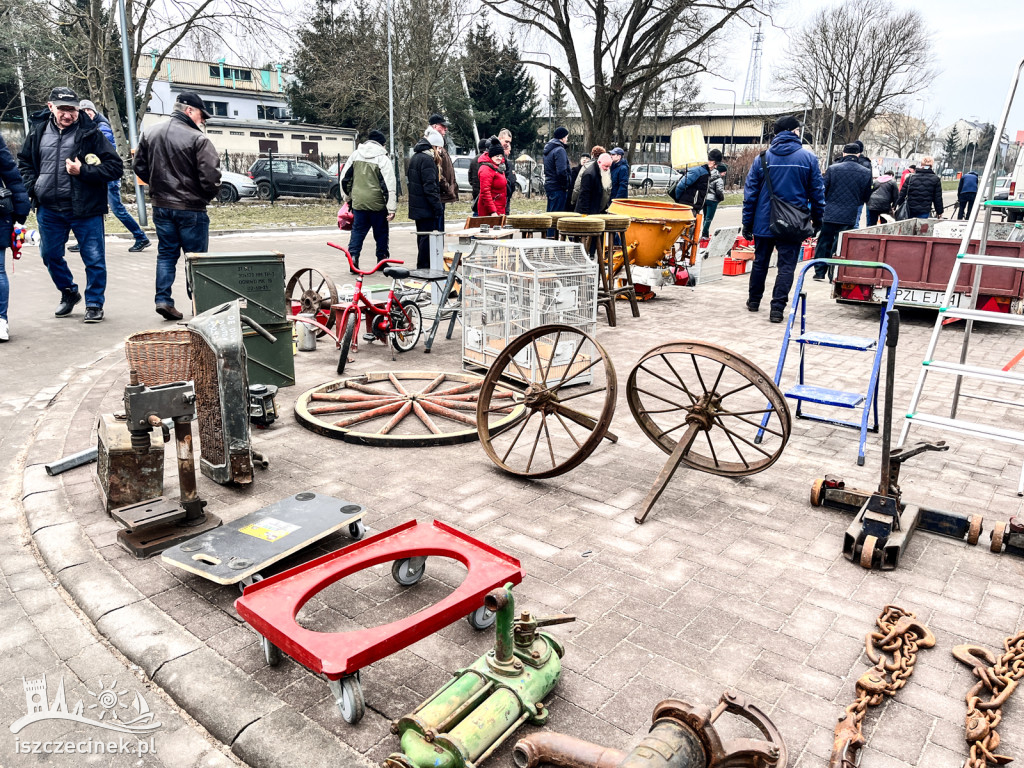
[
  {"xmin": 628, "ymin": 163, "xmax": 681, "ymax": 193},
  {"xmin": 218, "ymin": 170, "xmax": 258, "ymax": 203}
]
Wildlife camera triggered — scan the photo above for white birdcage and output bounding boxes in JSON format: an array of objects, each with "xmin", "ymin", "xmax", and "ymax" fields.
[{"xmin": 462, "ymin": 238, "xmax": 598, "ymax": 385}]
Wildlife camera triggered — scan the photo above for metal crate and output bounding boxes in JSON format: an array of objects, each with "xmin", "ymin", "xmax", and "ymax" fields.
[{"xmin": 462, "ymin": 239, "xmax": 598, "ymax": 385}]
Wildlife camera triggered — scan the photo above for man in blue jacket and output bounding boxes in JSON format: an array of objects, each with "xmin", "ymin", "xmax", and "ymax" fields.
[
  {"xmin": 543, "ymin": 127, "xmax": 571, "ymax": 230},
  {"xmin": 609, "ymin": 148, "xmax": 629, "ymax": 201},
  {"xmin": 742, "ymin": 115, "xmax": 825, "ymax": 323},
  {"xmin": 76, "ymin": 100, "xmax": 150, "ymax": 252},
  {"xmin": 957, "ymin": 171, "xmax": 979, "ymax": 220},
  {"xmin": 812, "ymin": 143, "xmax": 873, "ymax": 281}
]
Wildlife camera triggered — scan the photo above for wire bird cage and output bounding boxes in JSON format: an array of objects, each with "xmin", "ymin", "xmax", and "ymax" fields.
[{"xmin": 462, "ymin": 239, "xmax": 598, "ymax": 386}]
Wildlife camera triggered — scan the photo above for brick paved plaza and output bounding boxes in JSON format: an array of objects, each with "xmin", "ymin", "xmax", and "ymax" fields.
[{"xmin": 3, "ymin": 224, "xmax": 1023, "ymax": 768}]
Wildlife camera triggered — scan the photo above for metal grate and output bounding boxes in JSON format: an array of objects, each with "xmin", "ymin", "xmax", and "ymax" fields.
[{"xmin": 189, "ymin": 333, "xmax": 226, "ymax": 464}]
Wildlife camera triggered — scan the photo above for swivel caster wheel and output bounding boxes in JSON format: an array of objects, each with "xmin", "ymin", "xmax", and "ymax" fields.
[
  {"xmin": 239, "ymin": 573, "xmax": 264, "ymax": 594},
  {"xmin": 392, "ymin": 557, "xmax": 426, "ymax": 586},
  {"xmin": 329, "ymin": 674, "xmax": 365, "ymax": 724},
  {"xmin": 466, "ymin": 606, "xmax": 496, "ymax": 630},
  {"xmin": 348, "ymin": 520, "xmax": 366, "ymax": 540}
]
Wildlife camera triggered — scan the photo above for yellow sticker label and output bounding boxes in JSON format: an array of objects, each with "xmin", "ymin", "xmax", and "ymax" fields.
[{"xmin": 238, "ymin": 517, "xmax": 300, "ymax": 542}]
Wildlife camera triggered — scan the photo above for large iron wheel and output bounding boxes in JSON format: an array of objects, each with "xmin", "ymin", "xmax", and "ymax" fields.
[
  {"xmin": 477, "ymin": 325, "xmax": 617, "ymax": 479},
  {"xmin": 287, "ymin": 267, "xmax": 338, "ymax": 338},
  {"xmin": 628, "ymin": 342, "xmax": 790, "ymax": 475},
  {"xmin": 296, "ymin": 371, "xmax": 525, "ymax": 446}
]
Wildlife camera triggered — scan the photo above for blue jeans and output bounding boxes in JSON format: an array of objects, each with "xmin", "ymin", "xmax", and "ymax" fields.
[
  {"xmin": 0, "ymin": 245, "xmax": 7, "ymax": 320},
  {"xmin": 748, "ymin": 236, "xmax": 803, "ymax": 313},
  {"xmin": 856, "ymin": 204, "xmax": 864, "ymax": 228},
  {"xmin": 108, "ymin": 181, "xmax": 146, "ymax": 241},
  {"xmin": 546, "ymin": 190, "xmax": 567, "ymax": 236},
  {"xmin": 434, "ymin": 208, "xmax": 446, "ymax": 234},
  {"xmin": 153, "ymin": 207, "xmax": 209, "ymax": 307},
  {"xmin": 348, "ymin": 210, "xmax": 389, "ymax": 266},
  {"xmin": 37, "ymin": 207, "xmax": 106, "ymax": 308},
  {"xmin": 701, "ymin": 200, "xmax": 719, "ymax": 238}
]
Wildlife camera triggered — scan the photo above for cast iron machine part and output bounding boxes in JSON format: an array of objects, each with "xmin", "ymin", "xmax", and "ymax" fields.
[
  {"xmin": 110, "ymin": 372, "xmax": 222, "ymax": 557},
  {"xmin": 248, "ymin": 383, "xmax": 279, "ymax": 429},
  {"xmin": 809, "ymin": 311, "xmax": 984, "ymax": 569},
  {"xmin": 383, "ymin": 583, "xmax": 575, "ymax": 768},
  {"xmin": 512, "ymin": 690, "xmax": 786, "ymax": 768}
]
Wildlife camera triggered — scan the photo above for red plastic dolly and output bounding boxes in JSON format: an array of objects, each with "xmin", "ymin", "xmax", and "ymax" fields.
[{"xmin": 235, "ymin": 519, "xmax": 523, "ymax": 723}]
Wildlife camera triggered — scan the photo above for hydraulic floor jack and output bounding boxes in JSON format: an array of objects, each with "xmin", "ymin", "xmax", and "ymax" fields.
[{"xmin": 810, "ymin": 311, "xmax": 983, "ymax": 569}]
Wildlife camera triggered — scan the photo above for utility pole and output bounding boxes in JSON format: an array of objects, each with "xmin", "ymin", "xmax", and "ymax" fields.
[
  {"xmin": 116, "ymin": 0, "xmax": 147, "ymax": 226},
  {"xmin": 825, "ymin": 90, "xmax": 841, "ymax": 166},
  {"xmin": 386, "ymin": 0, "xmax": 400, "ymax": 195},
  {"xmin": 459, "ymin": 68, "xmax": 480, "ymax": 146}
]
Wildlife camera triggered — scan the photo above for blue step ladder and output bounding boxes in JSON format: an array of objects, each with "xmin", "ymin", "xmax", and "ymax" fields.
[{"xmin": 758, "ymin": 258, "xmax": 899, "ymax": 465}]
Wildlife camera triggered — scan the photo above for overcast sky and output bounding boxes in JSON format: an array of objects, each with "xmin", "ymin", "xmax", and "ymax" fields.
[{"xmin": 700, "ymin": 0, "xmax": 1024, "ymax": 135}]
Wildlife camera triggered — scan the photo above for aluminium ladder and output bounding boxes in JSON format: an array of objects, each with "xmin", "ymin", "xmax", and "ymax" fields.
[
  {"xmin": 759, "ymin": 258, "xmax": 898, "ymax": 465},
  {"xmin": 899, "ymin": 56, "xmax": 1024, "ymax": 494}
]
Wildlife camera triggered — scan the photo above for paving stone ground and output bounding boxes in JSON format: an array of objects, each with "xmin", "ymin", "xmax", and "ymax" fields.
[{"xmin": 27, "ymin": 227, "xmax": 1024, "ymax": 768}]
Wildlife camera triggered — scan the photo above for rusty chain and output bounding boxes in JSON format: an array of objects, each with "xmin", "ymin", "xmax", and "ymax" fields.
[
  {"xmin": 954, "ymin": 632, "xmax": 1024, "ymax": 768},
  {"xmin": 829, "ymin": 605, "xmax": 936, "ymax": 768}
]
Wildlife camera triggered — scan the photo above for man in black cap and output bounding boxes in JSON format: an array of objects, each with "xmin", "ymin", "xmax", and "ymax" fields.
[
  {"xmin": 741, "ymin": 114, "xmax": 825, "ymax": 322},
  {"xmin": 812, "ymin": 143, "xmax": 873, "ymax": 281},
  {"xmin": 338, "ymin": 129, "xmax": 397, "ymax": 269},
  {"xmin": 426, "ymin": 114, "xmax": 457, "ymax": 231},
  {"xmin": 133, "ymin": 91, "xmax": 221, "ymax": 320},
  {"xmin": 543, "ymin": 127, "xmax": 571, "ymax": 231},
  {"xmin": 17, "ymin": 86, "xmax": 124, "ymax": 323}
]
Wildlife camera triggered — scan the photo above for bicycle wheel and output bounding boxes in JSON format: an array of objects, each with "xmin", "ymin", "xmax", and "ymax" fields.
[
  {"xmin": 337, "ymin": 313, "xmax": 357, "ymax": 375},
  {"xmin": 391, "ymin": 300, "xmax": 422, "ymax": 353}
]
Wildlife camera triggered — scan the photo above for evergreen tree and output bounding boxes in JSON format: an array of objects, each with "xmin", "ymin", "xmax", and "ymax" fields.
[
  {"xmin": 942, "ymin": 125, "xmax": 961, "ymax": 170},
  {"xmin": 549, "ymin": 78, "xmax": 568, "ymax": 133},
  {"xmin": 463, "ymin": 28, "xmax": 540, "ymax": 151}
]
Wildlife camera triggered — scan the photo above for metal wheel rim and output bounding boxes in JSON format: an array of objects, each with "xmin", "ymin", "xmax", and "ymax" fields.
[
  {"xmin": 476, "ymin": 324, "xmax": 616, "ymax": 479},
  {"xmin": 626, "ymin": 341, "xmax": 790, "ymax": 477},
  {"xmin": 296, "ymin": 371, "xmax": 525, "ymax": 446},
  {"xmin": 391, "ymin": 301, "xmax": 422, "ymax": 352},
  {"xmin": 287, "ymin": 268, "xmax": 338, "ymax": 338}
]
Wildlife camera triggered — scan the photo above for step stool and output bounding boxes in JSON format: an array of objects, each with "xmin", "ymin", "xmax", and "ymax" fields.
[{"xmin": 758, "ymin": 258, "xmax": 899, "ymax": 465}]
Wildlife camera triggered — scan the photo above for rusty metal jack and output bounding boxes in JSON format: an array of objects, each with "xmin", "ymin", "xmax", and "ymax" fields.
[
  {"xmin": 810, "ymin": 311, "xmax": 982, "ymax": 569},
  {"xmin": 110, "ymin": 372, "xmax": 222, "ymax": 558},
  {"xmin": 512, "ymin": 690, "xmax": 786, "ymax": 768}
]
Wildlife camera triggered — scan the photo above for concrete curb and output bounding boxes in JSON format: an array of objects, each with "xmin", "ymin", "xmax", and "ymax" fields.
[{"xmin": 20, "ymin": 352, "xmax": 374, "ymax": 768}]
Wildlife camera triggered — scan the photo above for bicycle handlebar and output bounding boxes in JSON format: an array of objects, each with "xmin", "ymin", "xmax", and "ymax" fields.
[{"xmin": 327, "ymin": 242, "xmax": 404, "ymax": 276}]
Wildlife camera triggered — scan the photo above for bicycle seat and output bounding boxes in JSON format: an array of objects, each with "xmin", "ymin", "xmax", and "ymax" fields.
[{"xmin": 384, "ymin": 267, "xmax": 410, "ymax": 280}]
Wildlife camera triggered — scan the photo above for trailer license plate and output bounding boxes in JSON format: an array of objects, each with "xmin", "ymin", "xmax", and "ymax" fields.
[{"xmin": 893, "ymin": 288, "xmax": 962, "ymax": 307}]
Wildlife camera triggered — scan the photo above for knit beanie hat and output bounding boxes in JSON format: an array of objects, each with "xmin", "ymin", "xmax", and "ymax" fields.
[
  {"xmin": 368, "ymin": 129, "xmax": 386, "ymax": 145},
  {"xmin": 487, "ymin": 143, "xmax": 505, "ymax": 158},
  {"xmin": 553, "ymin": 126, "xmax": 569, "ymax": 140},
  {"xmin": 774, "ymin": 115, "xmax": 800, "ymax": 134}
]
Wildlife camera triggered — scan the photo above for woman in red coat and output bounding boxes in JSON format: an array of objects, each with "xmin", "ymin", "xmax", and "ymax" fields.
[{"xmin": 477, "ymin": 143, "xmax": 508, "ymax": 216}]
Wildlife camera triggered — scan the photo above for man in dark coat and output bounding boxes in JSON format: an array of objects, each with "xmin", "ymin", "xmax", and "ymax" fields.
[
  {"xmin": 134, "ymin": 92, "xmax": 221, "ymax": 320},
  {"xmin": 673, "ymin": 149, "xmax": 723, "ymax": 212},
  {"xmin": 851, "ymin": 140, "xmax": 873, "ymax": 226},
  {"xmin": 543, "ymin": 127, "xmax": 571, "ymax": 230},
  {"xmin": 742, "ymin": 115, "xmax": 825, "ymax": 323},
  {"xmin": 407, "ymin": 131, "xmax": 443, "ymax": 269},
  {"xmin": 0, "ymin": 134, "xmax": 31, "ymax": 341},
  {"xmin": 896, "ymin": 156, "xmax": 944, "ymax": 219},
  {"xmin": 957, "ymin": 170, "xmax": 979, "ymax": 220},
  {"xmin": 609, "ymin": 148, "xmax": 629, "ymax": 201},
  {"xmin": 575, "ymin": 153, "xmax": 614, "ymax": 215},
  {"xmin": 813, "ymin": 144, "xmax": 873, "ymax": 280},
  {"xmin": 866, "ymin": 173, "xmax": 899, "ymax": 226},
  {"xmin": 18, "ymin": 86, "xmax": 124, "ymax": 323}
]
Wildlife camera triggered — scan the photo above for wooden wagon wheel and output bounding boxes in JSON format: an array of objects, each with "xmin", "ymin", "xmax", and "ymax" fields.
[
  {"xmin": 295, "ymin": 371, "xmax": 525, "ymax": 447},
  {"xmin": 287, "ymin": 268, "xmax": 338, "ymax": 338},
  {"xmin": 476, "ymin": 325, "xmax": 617, "ymax": 479},
  {"xmin": 627, "ymin": 341, "xmax": 791, "ymax": 523}
]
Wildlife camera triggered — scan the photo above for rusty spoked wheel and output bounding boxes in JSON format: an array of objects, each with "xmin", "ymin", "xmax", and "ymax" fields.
[
  {"xmin": 287, "ymin": 268, "xmax": 338, "ymax": 338},
  {"xmin": 295, "ymin": 371, "xmax": 525, "ymax": 446},
  {"xmin": 628, "ymin": 342, "xmax": 791, "ymax": 476},
  {"xmin": 477, "ymin": 325, "xmax": 617, "ymax": 479}
]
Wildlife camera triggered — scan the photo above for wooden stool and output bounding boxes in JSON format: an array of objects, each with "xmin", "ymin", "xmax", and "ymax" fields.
[
  {"xmin": 506, "ymin": 215, "xmax": 552, "ymax": 239},
  {"xmin": 595, "ymin": 214, "xmax": 640, "ymax": 318},
  {"xmin": 557, "ymin": 216, "xmax": 615, "ymax": 326}
]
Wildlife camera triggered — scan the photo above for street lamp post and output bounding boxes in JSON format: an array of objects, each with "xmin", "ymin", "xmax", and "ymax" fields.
[
  {"xmin": 522, "ymin": 51, "xmax": 552, "ymax": 139},
  {"xmin": 962, "ymin": 128, "xmax": 973, "ymax": 173},
  {"xmin": 912, "ymin": 97, "xmax": 926, "ymax": 159},
  {"xmin": 825, "ymin": 89, "xmax": 841, "ymax": 166},
  {"xmin": 713, "ymin": 86, "xmax": 736, "ymax": 156}
]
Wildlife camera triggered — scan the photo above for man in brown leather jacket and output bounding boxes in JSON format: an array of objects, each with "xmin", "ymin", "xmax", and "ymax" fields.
[
  {"xmin": 134, "ymin": 92, "xmax": 221, "ymax": 320},
  {"xmin": 427, "ymin": 113, "xmax": 458, "ymax": 231}
]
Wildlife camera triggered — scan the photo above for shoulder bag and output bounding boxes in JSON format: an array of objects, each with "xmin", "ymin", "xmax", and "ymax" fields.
[{"xmin": 760, "ymin": 151, "xmax": 813, "ymax": 242}]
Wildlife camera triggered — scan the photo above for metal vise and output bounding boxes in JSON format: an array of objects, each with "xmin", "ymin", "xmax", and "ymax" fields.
[{"xmin": 513, "ymin": 691, "xmax": 786, "ymax": 768}]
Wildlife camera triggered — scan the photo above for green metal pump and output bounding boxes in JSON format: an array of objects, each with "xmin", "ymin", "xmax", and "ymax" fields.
[{"xmin": 383, "ymin": 583, "xmax": 574, "ymax": 768}]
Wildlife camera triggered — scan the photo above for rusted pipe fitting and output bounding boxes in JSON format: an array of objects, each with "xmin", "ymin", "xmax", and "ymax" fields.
[{"xmin": 512, "ymin": 732, "xmax": 625, "ymax": 768}]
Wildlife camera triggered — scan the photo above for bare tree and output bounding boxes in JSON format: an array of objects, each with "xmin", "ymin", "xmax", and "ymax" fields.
[
  {"xmin": 871, "ymin": 106, "xmax": 935, "ymax": 159},
  {"xmin": 775, "ymin": 0, "xmax": 936, "ymax": 156},
  {"xmin": 480, "ymin": 0, "xmax": 768, "ymax": 148}
]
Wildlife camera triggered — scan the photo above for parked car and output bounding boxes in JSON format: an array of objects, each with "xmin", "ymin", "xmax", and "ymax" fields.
[
  {"xmin": 217, "ymin": 170, "xmax": 258, "ymax": 203},
  {"xmin": 628, "ymin": 164, "xmax": 681, "ymax": 193},
  {"xmin": 248, "ymin": 158, "xmax": 340, "ymax": 201},
  {"xmin": 452, "ymin": 155, "xmax": 474, "ymax": 194},
  {"xmin": 993, "ymin": 175, "xmax": 1012, "ymax": 200}
]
